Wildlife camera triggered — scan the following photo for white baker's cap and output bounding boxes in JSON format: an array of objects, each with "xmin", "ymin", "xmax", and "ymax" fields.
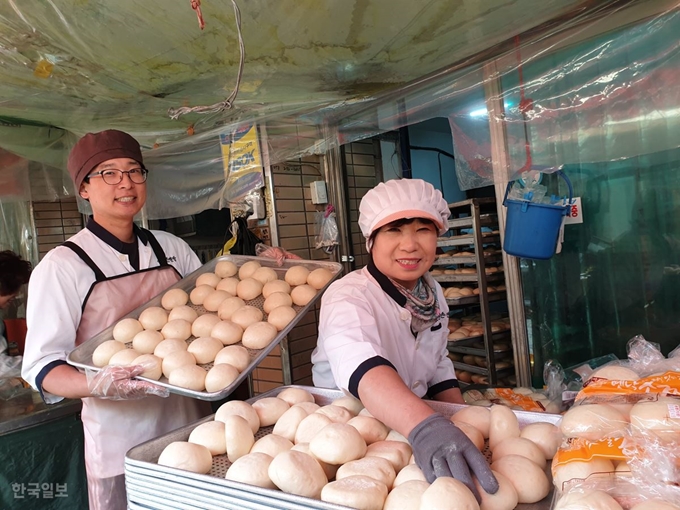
[{"xmin": 359, "ymin": 179, "xmax": 450, "ymax": 250}]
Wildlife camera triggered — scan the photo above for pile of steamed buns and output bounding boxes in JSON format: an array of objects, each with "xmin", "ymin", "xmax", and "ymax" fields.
[
  {"xmin": 91, "ymin": 260, "xmax": 334, "ymax": 393},
  {"xmin": 158, "ymin": 389, "xmax": 561, "ymax": 510}
]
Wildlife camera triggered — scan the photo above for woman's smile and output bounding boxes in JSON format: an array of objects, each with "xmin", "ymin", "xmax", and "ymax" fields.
[{"xmin": 395, "ymin": 258, "xmax": 422, "ymax": 270}]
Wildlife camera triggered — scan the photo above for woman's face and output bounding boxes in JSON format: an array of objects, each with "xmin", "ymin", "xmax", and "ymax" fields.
[{"xmin": 371, "ymin": 218, "xmax": 438, "ymax": 289}]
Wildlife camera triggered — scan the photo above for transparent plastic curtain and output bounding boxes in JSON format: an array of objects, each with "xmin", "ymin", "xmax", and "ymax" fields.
[
  {"xmin": 0, "ymin": 201, "xmax": 35, "ymax": 266},
  {"xmin": 94, "ymin": 116, "xmax": 329, "ymax": 220},
  {"xmin": 449, "ymin": 6, "xmax": 680, "ymax": 191},
  {"xmin": 0, "ymin": 152, "xmax": 37, "ymax": 266},
  {"xmin": 490, "ymin": 8, "xmax": 680, "ymax": 385},
  {"xmin": 0, "ymin": 0, "xmax": 616, "ymax": 219},
  {"xmin": 327, "ymin": 2, "xmax": 680, "ymax": 187},
  {"xmin": 332, "ymin": 1, "xmax": 642, "ymax": 172},
  {"xmin": 0, "ymin": 111, "xmax": 333, "ymax": 219},
  {"xmin": 0, "ymin": 151, "xmax": 39, "ymax": 323},
  {"xmin": 0, "ymin": 124, "xmax": 76, "ymax": 200},
  {"xmin": 0, "ymin": 0, "xmax": 674, "ymax": 223},
  {"xmin": 327, "ymin": 1, "xmax": 680, "ymax": 385},
  {"xmin": 0, "ymin": 198, "xmax": 34, "ymax": 322},
  {"xmin": 0, "ymin": 0, "xmax": 589, "ymax": 136}
]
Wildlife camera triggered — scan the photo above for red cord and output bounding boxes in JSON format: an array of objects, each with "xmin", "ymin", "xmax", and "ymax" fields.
[
  {"xmin": 515, "ymin": 35, "xmax": 533, "ymax": 172},
  {"xmin": 190, "ymin": 0, "xmax": 205, "ymax": 30}
]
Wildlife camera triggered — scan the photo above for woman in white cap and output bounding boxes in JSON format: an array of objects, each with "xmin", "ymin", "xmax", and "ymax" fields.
[
  {"xmin": 312, "ymin": 178, "xmax": 498, "ymax": 500},
  {"xmin": 22, "ymin": 130, "xmax": 210, "ymax": 510}
]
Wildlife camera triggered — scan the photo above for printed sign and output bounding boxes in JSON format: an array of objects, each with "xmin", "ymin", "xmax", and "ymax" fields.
[
  {"xmin": 564, "ymin": 197, "xmax": 583, "ymax": 225},
  {"xmin": 220, "ymin": 123, "xmax": 265, "ymax": 204}
]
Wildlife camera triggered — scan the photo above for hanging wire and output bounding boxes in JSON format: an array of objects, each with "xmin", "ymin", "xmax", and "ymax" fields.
[
  {"xmin": 168, "ymin": 0, "xmax": 245, "ymax": 120},
  {"xmin": 279, "ymin": 161, "xmax": 323, "ymax": 177},
  {"xmin": 514, "ymin": 34, "xmax": 535, "ymax": 173}
]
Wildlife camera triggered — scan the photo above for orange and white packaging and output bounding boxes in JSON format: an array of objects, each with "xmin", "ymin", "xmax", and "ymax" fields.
[
  {"xmin": 490, "ymin": 388, "xmax": 547, "ymax": 412},
  {"xmin": 552, "ymin": 473, "xmax": 679, "ymax": 509},
  {"xmin": 579, "ymin": 371, "xmax": 680, "ymax": 401},
  {"xmin": 551, "ymin": 436, "xmax": 625, "ymax": 494}
]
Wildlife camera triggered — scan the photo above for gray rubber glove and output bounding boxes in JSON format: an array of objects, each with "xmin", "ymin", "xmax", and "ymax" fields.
[
  {"xmin": 86, "ymin": 364, "xmax": 170, "ymax": 400},
  {"xmin": 408, "ymin": 413, "xmax": 498, "ymax": 501}
]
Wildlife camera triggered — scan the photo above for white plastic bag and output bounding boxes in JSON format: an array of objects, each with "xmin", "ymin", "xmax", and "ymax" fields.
[
  {"xmin": 315, "ymin": 205, "xmax": 339, "ymax": 252},
  {"xmin": 0, "ymin": 353, "xmax": 22, "ymax": 379}
]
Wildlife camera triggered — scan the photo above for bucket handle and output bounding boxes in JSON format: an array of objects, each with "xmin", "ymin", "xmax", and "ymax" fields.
[{"xmin": 503, "ymin": 170, "xmax": 573, "ymax": 207}]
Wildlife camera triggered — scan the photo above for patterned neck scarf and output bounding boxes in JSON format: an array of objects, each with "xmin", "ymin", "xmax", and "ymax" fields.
[{"xmin": 388, "ymin": 272, "xmax": 446, "ymax": 333}]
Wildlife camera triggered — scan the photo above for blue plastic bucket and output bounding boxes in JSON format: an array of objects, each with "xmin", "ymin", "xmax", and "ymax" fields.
[{"xmin": 502, "ymin": 170, "xmax": 573, "ymax": 260}]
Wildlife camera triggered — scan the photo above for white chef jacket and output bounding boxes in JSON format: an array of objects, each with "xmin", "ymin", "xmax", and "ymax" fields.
[
  {"xmin": 311, "ymin": 261, "xmax": 458, "ymax": 399},
  {"xmin": 22, "ymin": 222, "xmax": 201, "ymax": 403}
]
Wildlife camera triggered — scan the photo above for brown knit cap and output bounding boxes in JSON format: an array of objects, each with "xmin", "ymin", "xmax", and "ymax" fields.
[{"xmin": 67, "ymin": 130, "xmax": 144, "ymax": 191}]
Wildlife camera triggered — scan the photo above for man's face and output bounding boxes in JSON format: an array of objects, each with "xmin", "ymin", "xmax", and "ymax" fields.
[{"xmin": 79, "ymin": 158, "xmax": 147, "ymax": 223}]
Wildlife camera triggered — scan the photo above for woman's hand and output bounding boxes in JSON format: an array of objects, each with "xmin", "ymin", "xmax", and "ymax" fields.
[
  {"xmin": 358, "ymin": 366, "xmax": 497, "ymax": 502},
  {"xmin": 409, "ymin": 413, "xmax": 498, "ymax": 501}
]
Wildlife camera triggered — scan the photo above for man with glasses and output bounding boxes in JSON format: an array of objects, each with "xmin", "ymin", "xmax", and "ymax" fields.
[{"xmin": 22, "ymin": 130, "xmax": 210, "ymax": 510}]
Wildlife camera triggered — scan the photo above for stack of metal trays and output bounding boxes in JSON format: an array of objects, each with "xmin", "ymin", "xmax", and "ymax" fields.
[
  {"xmin": 68, "ymin": 255, "xmax": 342, "ymax": 401},
  {"xmin": 125, "ymin": 385, "xmax": 561, "ymax": 510}
]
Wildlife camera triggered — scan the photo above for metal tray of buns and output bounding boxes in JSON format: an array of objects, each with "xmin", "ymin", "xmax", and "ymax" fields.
[
  {"xmin": 67, "ymin": 256, "xmax": 342, "ymax": 401},
  {"xmin": 124, "ymin": 385, "xmax": 560, "ymax": 510}
]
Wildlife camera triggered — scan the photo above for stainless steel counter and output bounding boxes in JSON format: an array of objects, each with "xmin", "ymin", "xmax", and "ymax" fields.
[{"xmin": 0, "ymin": 388, "xmax": 81, "ymax": 436}]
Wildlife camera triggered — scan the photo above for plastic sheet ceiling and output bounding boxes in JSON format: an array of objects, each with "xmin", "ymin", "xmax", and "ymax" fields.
[{"xmin": 0, "ymin": 0, "xmax": 591, "ymax": 145}]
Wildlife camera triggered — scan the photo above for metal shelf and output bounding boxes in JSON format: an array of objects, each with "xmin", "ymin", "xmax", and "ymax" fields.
[
  {"xmin": 445, "ymin": 294, "xmax": 482, "ymax": 306},
  {"xmin": 433, "ymin": 273, "xmax": 479, "ymax": 282},
  {"xmin": 437, "ymin": 198, "xmax": 511, "ymax": 387},
  {"xmin": 432, "ymin": 271, "xmax": 505, "ymax": 283},
  {"xmin": 447, "ymin": 213, "xmax": 498, "ymax": 230},
  {"xmin": 436, "ymin": 234, "xmax": 474, "ymax": 248},
  {"xmin": 447, "ymin": 217, "xmax": 473, "ymax": 229},
  {"xmin": 447, "ymin": 197, "xmax": 497, "ymax": 209},
  {"xmin": 433, "ymin": 256, "xmax": 477, "ymax": 265},
  {"xmin": 436, "ymin": 233, "xmax": 501, "ymax": 248},
  {"xmin": 452, "ymin": 361, "xmax": 515, "ymax": 377},
  {"xmin": 451, "ymin": 361, "xmax": 489, "ymax": 375},
  {"xmin": 447, "ymin": 329, "xmax": 511, "ymax": 351},
  {"xmin": 432, "ymin": 252, "xmax": 503, "ymax": 266},
  {"xmin": 445, "ymin": 291, "xmax": 507, "ymax": 307},
  {"xmin": 447, "ymin": 343, "xmax": 514, "ymax": 358}
]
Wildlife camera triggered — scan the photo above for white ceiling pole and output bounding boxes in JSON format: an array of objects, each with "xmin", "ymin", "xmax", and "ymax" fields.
[{"xmin": 483, "ymin": 60, "xmax": 532, "ymax": 388}]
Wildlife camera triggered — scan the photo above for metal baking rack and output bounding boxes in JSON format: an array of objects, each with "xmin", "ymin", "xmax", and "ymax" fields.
[
  {"xmin": 125, "ymin": 385, "xmax": 560, "ymax": 510},
  {"xmin": 68, "ymin": 255, "xmax": 342, "ymax": 401}
]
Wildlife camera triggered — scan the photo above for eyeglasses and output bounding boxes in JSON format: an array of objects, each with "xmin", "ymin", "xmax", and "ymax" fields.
[{"xmin": 85, "ymin": 168, "xmax": 148, "ymax": 185}]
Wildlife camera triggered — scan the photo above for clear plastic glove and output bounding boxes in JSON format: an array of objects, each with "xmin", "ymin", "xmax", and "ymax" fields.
[
  {"xmin": 408, "ymin": 413, "xmax": 498, "ymax": 501},
  {"xmin": 86, "ymin": 364, "xmax": 169, "ymax": 400},
  {"xmin": 255, "ymin": 243, "xmax": 302, "ymax": 266}
]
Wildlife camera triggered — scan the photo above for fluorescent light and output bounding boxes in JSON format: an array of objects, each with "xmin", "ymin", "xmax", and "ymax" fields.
[
  {"xmin": 469, "ymin": 107, "xmax": 488, "ymax": 118},
  {"xmin": 605, "ymin": 107, "xmax": 680, "ymax": 126}
]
